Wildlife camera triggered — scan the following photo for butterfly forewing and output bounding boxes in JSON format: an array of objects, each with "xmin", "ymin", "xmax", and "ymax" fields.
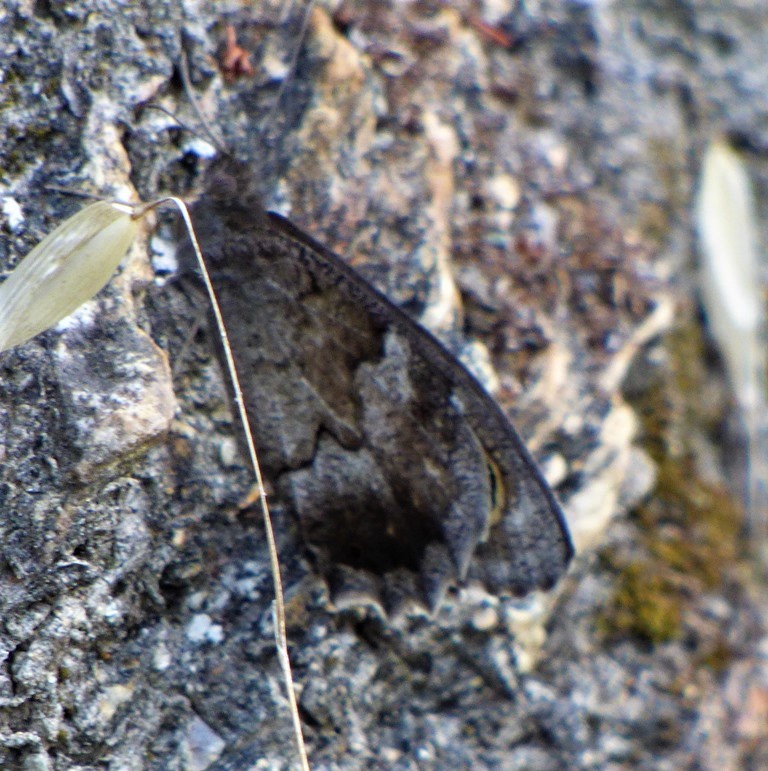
[{"xmin": 181, "ymin": 157, "xmax": 573, "ymax": 613}]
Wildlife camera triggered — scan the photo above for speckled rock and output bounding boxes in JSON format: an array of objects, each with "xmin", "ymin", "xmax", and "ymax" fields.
[{"xmin": 1, "ymin": 1, "xmax": 767, "ymax": 769}]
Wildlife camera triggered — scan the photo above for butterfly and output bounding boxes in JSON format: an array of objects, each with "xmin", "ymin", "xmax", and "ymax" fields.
[{"xmin": 177, "ymin": 154, "xmax": 573, "ymax": 615}]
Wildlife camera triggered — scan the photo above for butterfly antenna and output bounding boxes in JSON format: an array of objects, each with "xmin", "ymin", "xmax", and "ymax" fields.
[
  {"xmin": 261, "ymin": 0, "xmax": 316, "ymax": 152},
  {"xmin": 42, "ymin": 185, "xmax": 110, "ymax": 202},
  {"xmin": 142, "ymin": 103, "xmax": 209, "ymax": 145},
  {"xmin": 178, "ymin": 48, "xmax": 229, "ymax": 156}
]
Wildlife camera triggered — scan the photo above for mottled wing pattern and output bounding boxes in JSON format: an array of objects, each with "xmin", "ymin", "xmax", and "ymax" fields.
[{"xmin": 180, "ymin": 157, "xmax": 573, "ymax": 614}]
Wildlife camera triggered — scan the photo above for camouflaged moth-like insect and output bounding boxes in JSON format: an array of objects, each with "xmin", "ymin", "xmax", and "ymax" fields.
[{"xmin": 178, "ymin": 156, "xmax": 574, "ymax": 615}]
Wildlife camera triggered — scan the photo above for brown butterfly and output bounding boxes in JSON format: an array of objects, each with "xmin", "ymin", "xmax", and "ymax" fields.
[{"xmin": 178, "ymin": 156, "xmax": 573, "ymax": 615}]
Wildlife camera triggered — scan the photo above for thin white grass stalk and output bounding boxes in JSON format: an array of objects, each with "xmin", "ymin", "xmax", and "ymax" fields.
[{"xmin": 146, "ymin": 197, "xmax": 310, "ymax": 771}]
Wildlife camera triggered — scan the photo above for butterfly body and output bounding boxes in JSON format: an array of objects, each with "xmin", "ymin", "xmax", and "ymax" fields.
[{"xmin": 180, "ymin": 157, "xmax": 573, "ymax": 614}]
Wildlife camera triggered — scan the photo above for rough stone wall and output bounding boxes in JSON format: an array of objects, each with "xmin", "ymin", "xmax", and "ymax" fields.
[{"xmin": 1, "ymin": 1, "xmax": 766, "ymax": 769}]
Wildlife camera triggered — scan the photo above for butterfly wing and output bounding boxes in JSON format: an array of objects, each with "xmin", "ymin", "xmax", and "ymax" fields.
[{"xmin": 182, "ymin": 158, "xmax": 573, "ymax": 613}]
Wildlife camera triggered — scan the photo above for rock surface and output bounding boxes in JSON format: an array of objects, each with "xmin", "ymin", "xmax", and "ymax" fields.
[{"xmin": 1, "ymin": 1, "xmax": 767, "ymax": 768}]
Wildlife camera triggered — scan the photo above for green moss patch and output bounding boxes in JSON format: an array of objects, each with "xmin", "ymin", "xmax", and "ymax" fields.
[{"xmin": 600, "ymin": 321, "xmax": 747, "ymax": 653}]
